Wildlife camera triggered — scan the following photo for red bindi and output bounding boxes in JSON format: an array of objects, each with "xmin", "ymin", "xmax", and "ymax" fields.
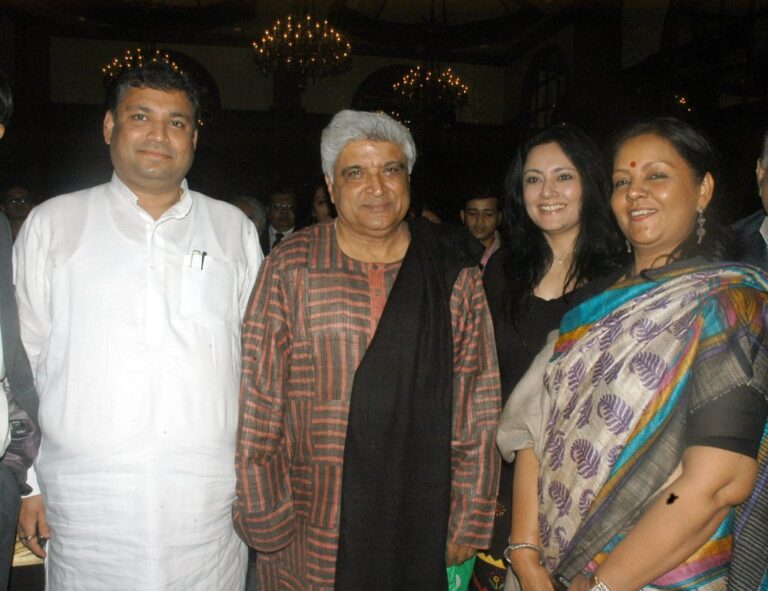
[{"xmin": 630, "ymin": 161, "xmax": 636, "ymax": 168}]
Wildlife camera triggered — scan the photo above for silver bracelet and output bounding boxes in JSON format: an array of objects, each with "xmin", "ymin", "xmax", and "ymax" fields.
[
  {"xmin": 589, "ymin": 573, "xmax": 612, "ymax": 591},
  {"xmin": 503, "ymin": 542, "xmax": 544, "ymax": 566}
]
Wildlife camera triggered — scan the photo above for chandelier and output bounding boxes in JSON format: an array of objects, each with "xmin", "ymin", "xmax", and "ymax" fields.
[
  {"xmin": 101, "ymin": 48, "xmax": 183, "ymax": 85},
  {"xmin": 391, "ymin": 64, "xmax": 470, "ymax": 125},
  {"xmin": 101, "ymin": 48, "xmax": 210, "ymax": 127},
  {"xmin": 393, "ymin": 65, "xmax": 469, "ymax": 112},
  {"xmin": 252, "ymin": 14, "xmax": 352, "ymax": 80}
]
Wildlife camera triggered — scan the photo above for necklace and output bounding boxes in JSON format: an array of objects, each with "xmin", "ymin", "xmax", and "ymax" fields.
[{"xmin": 552, "ymin": 251, "xmax": 572, "ymax": 264}]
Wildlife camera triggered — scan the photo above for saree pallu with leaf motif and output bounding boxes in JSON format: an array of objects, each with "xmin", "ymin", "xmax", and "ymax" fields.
[{"xmin": 537, "ymin": 262, "xmax": 768, "ymax": 590}]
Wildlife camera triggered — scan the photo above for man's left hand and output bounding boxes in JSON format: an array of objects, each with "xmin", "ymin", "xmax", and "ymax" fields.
[{"xmin": 446, "ymin": 542, "xmax": 476, "ymax": 566}]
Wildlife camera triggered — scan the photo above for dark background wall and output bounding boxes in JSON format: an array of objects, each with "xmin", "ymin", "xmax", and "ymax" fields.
[{"xmin": 1, "ymin": 1, "xmax": 767, "ymax": 225}]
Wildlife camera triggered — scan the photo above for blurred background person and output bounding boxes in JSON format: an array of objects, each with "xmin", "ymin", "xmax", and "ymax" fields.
[
  {"xmin": 0, "ymin": 70, "xmax": 41, "ymax": 591},
  {"xmin": 233, "ymin": 195, "xmax": 268, "ymax": 235},
  {"xmin": 410, "ymin": 194, "xmax": 443, "ymax": 224},
  {"xmin": 1, "ymin": 185, "xmax": 34, "ymax": 242},
  {"xmin": 260, "ymin": 185, "xmax": 297, "ymax": 255},
  {"xmin": 732, "ymin": 126, "xmax": 768, "ymax": 270},
  {"xmin": 459, "ymin": 185, "xmax": 502, "ymax": 271},
  {"xmin": 309, "ymin": 182, "xmax": 336, "ymax": 224}
]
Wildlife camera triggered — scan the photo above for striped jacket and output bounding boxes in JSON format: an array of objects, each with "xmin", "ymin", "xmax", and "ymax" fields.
[{"xmin": 234, "ymin": 222, "xmax": 501, "ymax": 590}]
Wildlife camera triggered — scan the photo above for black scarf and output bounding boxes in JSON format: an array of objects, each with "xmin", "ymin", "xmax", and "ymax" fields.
[{"xmin": 335, "ymin": 218, "xmax": 484, "ymax": 591}]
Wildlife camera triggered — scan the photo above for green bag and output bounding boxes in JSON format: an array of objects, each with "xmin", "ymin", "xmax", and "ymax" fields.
[{"xmin": 447, "ymin": 556, "xmax": 476, "ymax": 591}]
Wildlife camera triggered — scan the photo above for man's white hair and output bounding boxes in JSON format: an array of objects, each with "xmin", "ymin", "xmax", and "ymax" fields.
[{"xmin": 320, "ymin": 110, "xmax": 416, "ymax": 179}]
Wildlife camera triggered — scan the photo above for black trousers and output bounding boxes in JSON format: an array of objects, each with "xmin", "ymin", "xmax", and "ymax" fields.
[{"xmin": 0, "ymin": 464, "xmax": 20, "ymax": 591}]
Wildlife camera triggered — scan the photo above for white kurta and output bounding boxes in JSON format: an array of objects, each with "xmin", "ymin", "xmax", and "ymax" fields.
[{"xmin": 13, "ymin": 174, "xmax": 263, "ymax": 590}]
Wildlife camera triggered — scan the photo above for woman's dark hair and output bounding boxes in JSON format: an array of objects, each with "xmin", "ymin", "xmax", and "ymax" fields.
[
  {"xmin": 612, "ymin": 117, "xmax": 732, "ymax": 263},
  {"xmin": 500, "ymin": 124, "xmax": 624, "ymax": 317},
  {"xmin": 310, "ymin": 182, "xmax": 336, "ymax": 222}
]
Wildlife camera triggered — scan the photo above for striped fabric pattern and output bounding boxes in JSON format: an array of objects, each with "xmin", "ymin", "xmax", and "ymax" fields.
[{"xmin": 234, "ymin": 223, "xmax": 501, "ymax": 590}]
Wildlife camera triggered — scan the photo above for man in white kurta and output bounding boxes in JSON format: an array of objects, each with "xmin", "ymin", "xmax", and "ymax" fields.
[{"xmin": 12, "ymin": 60, "xmax": 262, "ymax": 589}]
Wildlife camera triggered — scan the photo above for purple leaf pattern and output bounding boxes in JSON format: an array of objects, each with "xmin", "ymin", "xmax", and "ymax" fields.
[
  {"xmin": 548, "ymin": 481, "xmax": 572, "ymax": 516},
  {"xmin": 691, "ymin": 269, "xmax": 718, "ymax": 281},
  {"xmin": 648, "ymin": 295, "xmax": 671, "ymax": 311},
  {"xmin": 604, "ymin": 358, "xmax": 623, "ymax": 384},
  {"xmin": 629, "ymin": 351, "xmax": 666, "ymax": 389},
  {"xmin": 578, "ymin": 489, "xmax": 595, "ymax": 517},
  {"xmin": 562, "ymin": 388, "xmax": 580, "ymax": 420},
  {"xmin": 597, "ymin": 393, "xmax": 634, "ymax": 435},
  {"xmin": 607, "ymin": 445, "xmax": 624, "ymax": 468},
  {"xmin": 552, "ymin": 366, "xmax": 564, "ymax": 390},
  {"xmin": 599, "ymin": 319, "xmax": 623, "ymax": 351},
  {"xmin": 670, "ymin": 312, "xmax": 694, "ymax": 340},
  {"xmin": 546, "ymin": 406, "xmax": 560, "ymax": 434},
  {"xmin": 578, "ymin": 336, "xmax": 598, "ymax": 355},
  {"xmin": 547, "ymin": 430, "xmax": 565, "ymax": 470},
  {"xmin": 528, "ymin": 263, "xmax": 724, "ymax": 574},
  {"xmin": 570, "ymin": 439, "xmax": 601, "ymax": 478},
  {"xmin": 630, "ymin": 318, "xmax": 664, "ymax": 342},
  {"xmin": 601, "ymin": 309, "xmax": 630, "ymax": 327},
  {"xmin": 554, "ymin": 526, "xmax": 570, "ymax": 561},
  {"xmin": 591, "ymin": 351, "xmax": 614, "ymax": 386},
  {"xmin": 576, "ymin": 396, "xmax": 593, "ymax": 429},
  {"xmin": 635, "ymin": 285, "xmax": 664, "ymax": 303},
  {"xmin": 567, "ymin": 359, "xmax": 586, "ymax": 393},
  {"xmin": 538, "ymin": 512, "xmax": 551, "ymax": 546}
]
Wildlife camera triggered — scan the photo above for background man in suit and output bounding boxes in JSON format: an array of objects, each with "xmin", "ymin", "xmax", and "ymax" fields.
[
  {"xmin": 260, "ymin": 187, "xmax": 297, "ymax": 254},
  {"xmin": 0, "ymin": 69, "xmax": 40, "ymax": 591},
  {"xmin": 733, "ymin": 130, "xmax": 768, "ymax": 270}
]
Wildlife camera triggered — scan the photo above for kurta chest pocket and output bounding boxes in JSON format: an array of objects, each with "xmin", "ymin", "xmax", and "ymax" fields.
[{"xmin": 180, "ymin": 253, "xmax": 235, "ymax": 327}]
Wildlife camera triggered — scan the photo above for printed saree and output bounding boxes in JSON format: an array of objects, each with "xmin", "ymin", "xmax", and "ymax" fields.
[{"xmin": 538, "ymin": 262, "xmax": 768, "ymax": 590}]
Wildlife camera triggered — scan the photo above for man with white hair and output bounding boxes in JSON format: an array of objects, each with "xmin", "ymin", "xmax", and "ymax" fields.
[{"xmin": 234, "ymin": 109, "xmax": 501, "ymax": 590}]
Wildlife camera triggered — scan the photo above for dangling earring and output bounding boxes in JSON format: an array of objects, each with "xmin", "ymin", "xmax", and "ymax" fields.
[
  {"xmin": 696, "ymin": 208, "xmax": 706, "ymax": 244},
  {"xmin": 625, "ymin": 239, "xmax": 632, "ymax": 254}
]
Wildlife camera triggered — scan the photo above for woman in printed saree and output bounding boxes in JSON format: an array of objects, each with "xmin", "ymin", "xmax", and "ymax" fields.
[
  {"xmin": 498, "ymin": 117, "xmax": 768, "ymax": 591},
  {"xmin": 473, "ymin": 126, "xmax": 623, "ymax": 591}
]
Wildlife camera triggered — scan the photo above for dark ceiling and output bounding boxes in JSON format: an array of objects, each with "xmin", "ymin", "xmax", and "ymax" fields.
[{"xmin": 0, "ymin": 0, "xmax": 571, "ymax": 66}]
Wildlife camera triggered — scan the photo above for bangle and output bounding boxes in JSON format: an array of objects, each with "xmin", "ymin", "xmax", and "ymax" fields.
[
  {"xmin": 589, "ymin": 572, "xmax": 612, "ymax": 591},
  {"xmin": 503, "ymin": 542, "xmax": 544, "ymax": 566}
]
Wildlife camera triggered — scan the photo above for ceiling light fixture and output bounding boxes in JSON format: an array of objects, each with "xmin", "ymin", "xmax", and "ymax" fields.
[
  {"xmin": 393, "ymin": 64, "xmax": 469, "ymax": 114},
  {"xmin": 251, "ymin": 13, "xmax": 351, "ymax": 81},
  {"xmin": 101, "ymin": 47, "xmax": 183, "ymax": 85},
  {"xmin": 390, "ymin": 0, "xmax": 470, "ymax": 124}
]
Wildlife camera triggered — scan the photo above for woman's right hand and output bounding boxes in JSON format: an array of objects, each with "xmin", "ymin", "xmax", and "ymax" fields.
[{"xmin": 509, "ymin": 551, "xmax": 554, "ymax": 591}]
